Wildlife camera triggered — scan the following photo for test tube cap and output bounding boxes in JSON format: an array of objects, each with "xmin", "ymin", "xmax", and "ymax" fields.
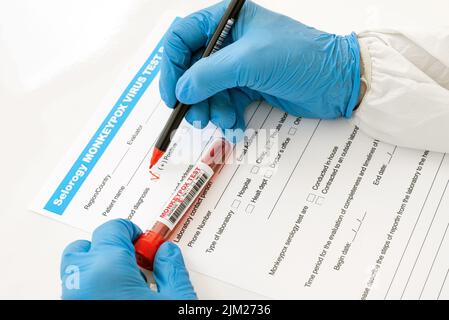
[{"xmin": 134, "ymin": 230, "xmax": 166, "ymax": 271}]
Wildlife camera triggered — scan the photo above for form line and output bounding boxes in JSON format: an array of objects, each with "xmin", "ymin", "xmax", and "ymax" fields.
[
  {"xmin": 145, "ymin": 100, "xmax": 163, "ymax": 124},
  {"xmin": 437, "ymin": 269, "xmax": 449, "ymax": 300},
  {"xmin": 418, "ymin": 179, "xmax": 449, "ymax": 299},
  {"xmin": 388, "ymin": 146, "xmax": 398, "ymax": 164},
  {"xmin": 114, "ymin": 101, "xmax": 163, "ymax": 181},
  {"xmin": 127, "ymin": 142, "xmax": 155, "ymax": 186},
  {"xmin": 384, "ymin": 153, "xmax": 446, "ymax": 299},
  {"xmin": 401, "ymin": 179, "xmax": 449, "ymax": 298},
  {"xmin": 112, "ymin": 148, "xmax": 130, "ymax": 175},
  {"xmin": 352, "ymin": 211, "xmax": 367, "ymax": 243}
]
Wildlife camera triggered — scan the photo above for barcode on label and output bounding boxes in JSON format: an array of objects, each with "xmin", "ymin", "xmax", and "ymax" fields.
[{"xmin": 168, "ymin": 173, "xmax": 209, "ymax": 225}]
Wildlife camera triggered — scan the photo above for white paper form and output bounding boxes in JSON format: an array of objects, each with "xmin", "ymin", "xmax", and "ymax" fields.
[
  {"xmin": 31, "ymin": 14, "xmax": 218, "ymax": 232},
  {"xmin": 177, "ymin": 112, "xmax": 449, "ymax": 300},
  {"xmin": 31, "ymin": 15, "xmax": 449, "ymax": 300}
]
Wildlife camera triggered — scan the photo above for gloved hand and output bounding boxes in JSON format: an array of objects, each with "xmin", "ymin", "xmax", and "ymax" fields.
[
  {"xmin": 60, "ymin": 219, "xmax": 197, "ymax": 300},
  {"xmin": 160, "ymin": 0, "xmax": 360, "ymax": 136}
]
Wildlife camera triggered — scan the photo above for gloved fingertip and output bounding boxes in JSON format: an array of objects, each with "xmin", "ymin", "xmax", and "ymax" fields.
[
  {"xmin": 153, "ymin": 242, "xmax": 197, "ymax": 299},
  {"xmin": 63, "ymin": 239, "xmax": 91, "ymax": 256},
  {"xmin": 222, "ymin": 128, "xmax": 246, "ymax": 144},
  {"xmin": 185, "ymin": 101, "xmax": 210, "ymax": 129},
  {"xmin": 176, "ymin": 67, "xmax": 211, "ymax": 105},
  {"xmin": 186, "ymin": 114, "xmax": 208, "ymax": 129},
  {"xmin": 221, "ymin": 111, "xmax": 247, "ymax": 144},
  {"xmin": 175, "ymin": 75, "xmax": 192, "ymax": 104},
  {"xmin": 91, "ymin": 219, "xmax": 142, "ymax": 248},
  {"xmin": 160, "ymin": 76, "xmax": 179, "ymax": 109},
  {"xmin": 115, "ymin": 218, "xmax": 143, "ymax": 239},
  {"xmin": 211, "ymin": 110, "xmax": 236, "ymax": 130},
  {"xmin": 156, "ymin": 242, "xmax": 182, "ymax": 261}
]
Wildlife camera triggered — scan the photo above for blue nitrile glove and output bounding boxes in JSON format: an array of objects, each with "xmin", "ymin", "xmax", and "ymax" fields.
[
  {"xmin": 160, "ymin": 0, "xmax": 360, "ymax": 134},
  {"xmin": 60, "ymin": 219, "xmax": 197, "ymax": 300}
]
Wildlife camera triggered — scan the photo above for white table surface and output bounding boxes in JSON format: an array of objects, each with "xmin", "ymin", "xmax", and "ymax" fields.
[{"xmin": 1, "ymin": 0, "xmax": 447, "ymax": 299}]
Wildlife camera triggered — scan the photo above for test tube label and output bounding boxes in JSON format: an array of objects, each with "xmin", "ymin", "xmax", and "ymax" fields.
[{"xmin": 157, "ymin": 162, "xmax": 214, "ymax": 230}]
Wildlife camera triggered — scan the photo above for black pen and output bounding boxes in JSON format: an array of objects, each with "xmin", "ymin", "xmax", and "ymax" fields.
[{"xmin": 150, "ymin": 0, "xmax": 246, "ymax": 169}]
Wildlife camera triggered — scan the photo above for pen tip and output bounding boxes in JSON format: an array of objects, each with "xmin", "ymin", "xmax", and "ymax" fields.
[{"xmin": 150, "ymin": 147, "xmax": 164, "ymax": 169}]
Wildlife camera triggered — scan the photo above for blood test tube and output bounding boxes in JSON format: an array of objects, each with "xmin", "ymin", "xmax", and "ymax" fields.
[{"xmin": 134, "ymin": 138, "xmax": 232, "ymax": 270}]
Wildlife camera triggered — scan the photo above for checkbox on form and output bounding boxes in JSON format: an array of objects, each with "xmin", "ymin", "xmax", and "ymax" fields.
[
  {"xmin": 288, "ymin": 127, "xmax": 297, "ymax": 136},
  {"xmin": 231, "ymin": 199, "xmax": 241, "ymax": 209},
  {"xmin": 306, "ymin": 193, "xmax": 325, "ymax": 206},
  {"xmin": 264, "ymin": 170, "xmax": 273, "ymax": 179},
  {"xmin": 246, "ymin": 204, "xmax": 255, "ymax": 213},
  {"xmin": 316, "ymin": 196, "xmax": 325, "ymax": 206},
  {"xmin": 251, "ymin": 166, "xmax": 260, "ymax": 174},
  {"xmin": 307, "ymin": 193, "xmax": 316, "ymax": 203}
]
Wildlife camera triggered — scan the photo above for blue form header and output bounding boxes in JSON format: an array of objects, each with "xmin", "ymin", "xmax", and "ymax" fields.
[{"xmin": 45, "ymin": 36, "xmax": 165, "ymax": 215}]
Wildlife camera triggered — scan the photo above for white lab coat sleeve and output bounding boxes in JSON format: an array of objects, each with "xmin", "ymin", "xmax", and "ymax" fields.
[{"xmin": 350, "ymin": 28, "xmax": 449, "ymax": 153}]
